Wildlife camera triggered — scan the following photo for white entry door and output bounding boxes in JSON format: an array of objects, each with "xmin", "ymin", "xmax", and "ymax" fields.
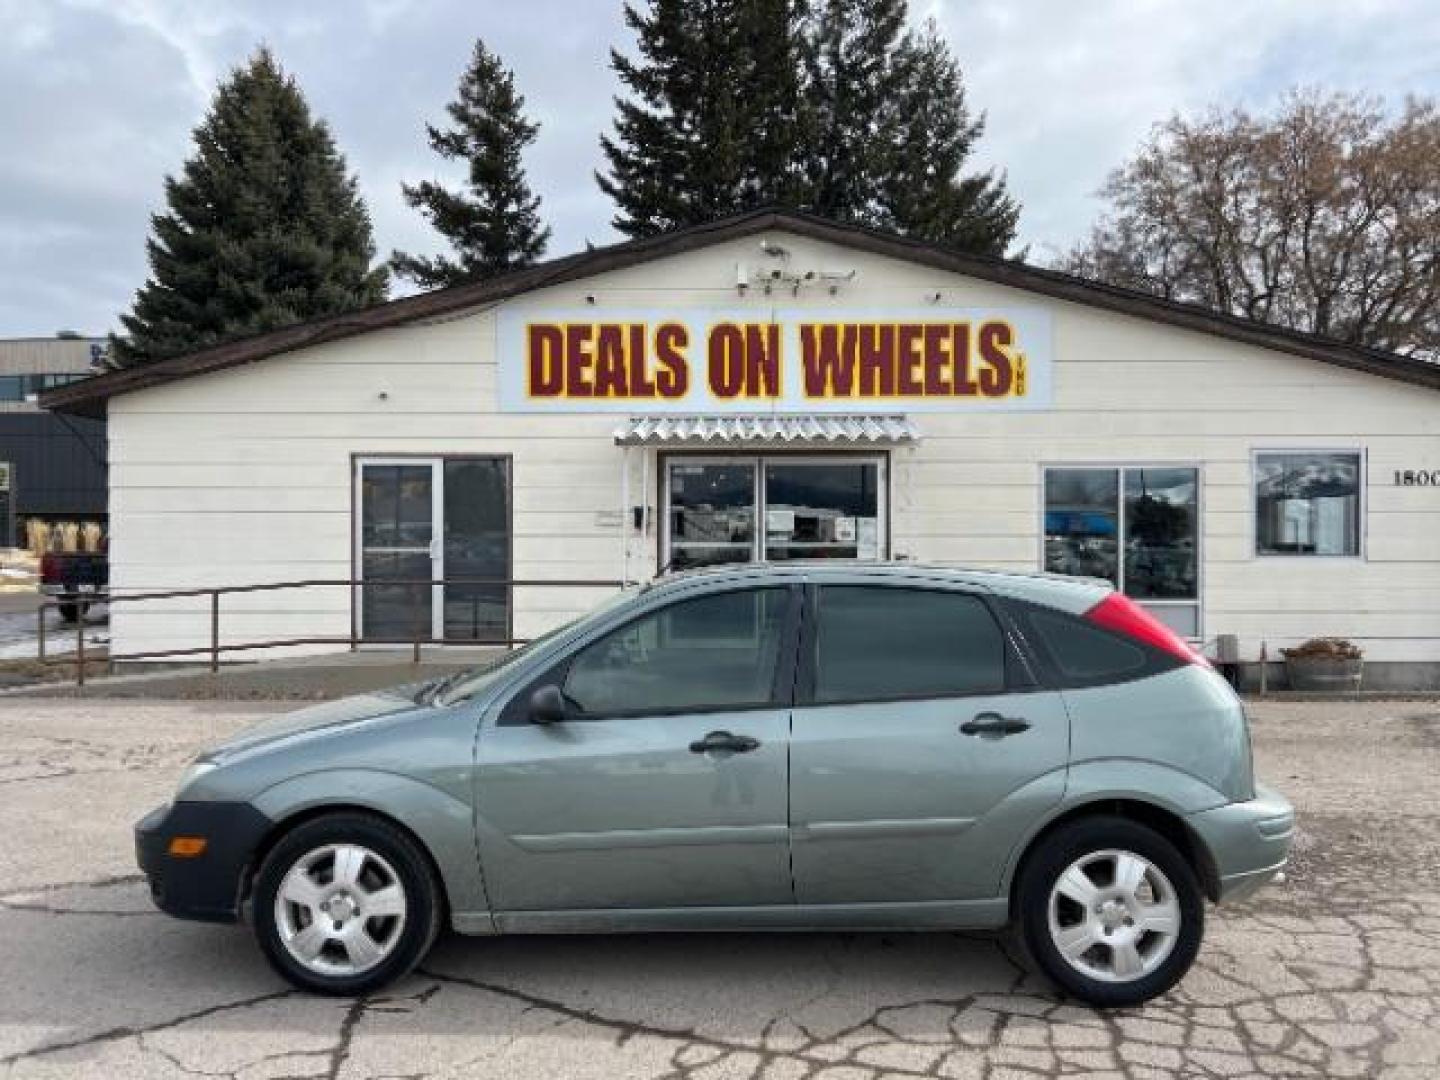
[
  {"xmin": 356, "ymin": 459, "xmax": 443, "ymax": 641},
  {"xmin": 355, "ymin": 456, "xmax": 513, "ymax": 643}
]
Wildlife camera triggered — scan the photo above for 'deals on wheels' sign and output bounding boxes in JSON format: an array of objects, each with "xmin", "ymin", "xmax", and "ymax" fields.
[{"xmin": 495, "ymin": 308, "xmax": 1053, "ymax": 413}]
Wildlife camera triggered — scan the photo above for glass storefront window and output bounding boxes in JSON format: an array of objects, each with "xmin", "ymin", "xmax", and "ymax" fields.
[
  {"xmin": 1043, "ymin": 468, "xmax": 1119, "ymax": 585},
  {"xmin": 764, "ymin": 462, "xmax": 878, "ymax": 561},
  {"xmin": 1255, "ymin": 452, "xmax": 1361, "ymax": 556},
  {"xmin": 667, "ymin": 463, "xmax": 756, "ymax": 570},
  {"xmin": 1044, "ymin": 465, "xmax": 1199, "ymax": 636},
  {"xmin": 1123, "ymin": 468, "xmax": 1198, "ymax": 599},
  {"xmin": 664, "ymin": 456, "xmax": 884, "ymax": 569}
]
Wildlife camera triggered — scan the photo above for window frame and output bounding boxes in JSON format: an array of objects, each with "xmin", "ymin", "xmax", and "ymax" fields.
[
  {"xmin": 501, "ymin": 584, "xmax": 803, "ymax": 724},
  {"xmin": 795, "ymin": 581, "xmax": 1035, "ymax": 708},
  {"xmin": 1250, "ymin": 447, "xmax": 1366, "ymax": 561},
  {"xmin": 1038, "ymin": 462, "xmax": 1204, "ymax": 640}
]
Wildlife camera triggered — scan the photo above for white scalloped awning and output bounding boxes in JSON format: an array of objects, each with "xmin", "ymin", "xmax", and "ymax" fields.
[{"xmin": 614, "ymin": 414, "xmax": 921, "ymax": 446}]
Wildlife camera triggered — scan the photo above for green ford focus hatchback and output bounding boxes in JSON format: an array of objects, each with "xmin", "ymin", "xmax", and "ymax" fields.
[{"xmin": 136, "ymin": 563, "xmax": 1292, "ymax": 1007}]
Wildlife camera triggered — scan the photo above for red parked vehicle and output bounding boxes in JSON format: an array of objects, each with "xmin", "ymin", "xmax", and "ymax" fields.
[{"xmin": 39, "ymin": 547, "xmax": 108, "ymax": 622}]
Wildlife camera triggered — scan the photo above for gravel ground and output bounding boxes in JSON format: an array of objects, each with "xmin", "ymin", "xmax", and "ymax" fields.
[{"xmin": 0, "ymin": 698, "xmax": 1437, "ymax": 1079}]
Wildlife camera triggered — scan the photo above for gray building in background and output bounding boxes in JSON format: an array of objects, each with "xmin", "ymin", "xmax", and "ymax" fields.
[{"xmin": 0, "ymin": 335, "xmax": 107, "ymax": 548}]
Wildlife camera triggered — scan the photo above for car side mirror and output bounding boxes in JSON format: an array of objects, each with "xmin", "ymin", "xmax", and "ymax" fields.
[{"xmin": 529, "ymin": 684, "xmax": 568, "ymax": 725}]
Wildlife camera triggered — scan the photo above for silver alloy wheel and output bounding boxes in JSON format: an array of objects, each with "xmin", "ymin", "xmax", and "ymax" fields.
[
  {"xmin": 1046, "ymin": 848, "xmax": 1181, "ymax": 984},
  {"xmin": 273, "ymin": 843, "xmax": 408, "ymax": 977}
]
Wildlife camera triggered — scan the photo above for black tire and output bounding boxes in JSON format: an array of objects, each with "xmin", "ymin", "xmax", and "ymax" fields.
[
  {"xmin": 1015, "ymin": 817, "xmax": 1204, "ymax": 1008},
  {"xmin": 58, "ymin": 601, "xmax": 81, "ymax": 623},
  {"xmin": 252, "ymin": 812, "xmax": 443, "ymax": 996}
]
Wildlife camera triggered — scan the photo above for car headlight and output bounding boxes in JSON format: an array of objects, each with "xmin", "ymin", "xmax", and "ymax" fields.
[{"xmin": 176, "ymin": 758, "xmax": 217, "ymax": 795}]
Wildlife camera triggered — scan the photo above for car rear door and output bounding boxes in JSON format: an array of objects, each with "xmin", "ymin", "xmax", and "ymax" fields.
[
  {"xmin": 789, "ymin": 581, "xmax": 1070, "ymax": 905},
  {"xmin": 473, "ymin": 584, "xmax": 799, "ymax": 914}
]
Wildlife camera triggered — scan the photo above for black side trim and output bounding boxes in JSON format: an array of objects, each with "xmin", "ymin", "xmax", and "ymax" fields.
[{"xmin": 135, "ymin": 801, "xmax": 272, "ymax": 923}]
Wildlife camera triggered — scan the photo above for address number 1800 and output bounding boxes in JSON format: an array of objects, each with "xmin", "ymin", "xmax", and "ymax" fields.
[{"xmin": 1394, "ymin": 470, "xmax": 1440, "ymax": 486}]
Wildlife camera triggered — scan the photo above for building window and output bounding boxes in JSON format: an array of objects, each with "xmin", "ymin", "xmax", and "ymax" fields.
[
  {"xmin": 664, "ymin": 455, "xmax": 885, "ymax": 570},
  {"xmin": 1043, "ymin": 466, "xmax": 1200, "ymax": 637},
  {"xmin": 0, "ymin": 373, "xmax": 89, "ymax": 401},
  {"xmin": 1254, "ymin": 451, "xmax": 1361, "ymax": 557},
  {"xmin": 1043, "ymin": 469, "xmax": 1119, "ymax": 584}
]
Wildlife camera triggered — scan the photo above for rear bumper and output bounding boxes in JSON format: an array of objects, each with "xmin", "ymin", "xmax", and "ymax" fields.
[
  {"xmin": 135, "ymin": 801, "xmax": 272, "ymax": 923},
  {"xmin": 1185, "ymin": 782, "xmax": 1294, "ymax": 903}
]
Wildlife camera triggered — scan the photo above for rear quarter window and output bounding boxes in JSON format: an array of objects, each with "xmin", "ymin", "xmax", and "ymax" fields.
[{"xmin": 1018, "ymin": 605, "xmax": 1168, "ymax": 686}]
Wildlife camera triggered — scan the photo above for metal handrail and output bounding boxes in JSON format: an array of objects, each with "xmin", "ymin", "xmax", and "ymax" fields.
[{"xmin": 37, "ymin": 577, "xmax": 627, "ymax": 686}]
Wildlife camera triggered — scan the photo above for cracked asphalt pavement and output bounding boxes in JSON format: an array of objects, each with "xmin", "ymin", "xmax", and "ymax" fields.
[{"xmin": 1, "ymin": 699, "xmax": 1438, "ymax": 1079}]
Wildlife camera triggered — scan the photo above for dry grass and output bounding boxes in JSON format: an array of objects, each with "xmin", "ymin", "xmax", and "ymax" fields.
[{"xmin": 0, "ymin": 652, "xmax": 110, "ymax": 686}]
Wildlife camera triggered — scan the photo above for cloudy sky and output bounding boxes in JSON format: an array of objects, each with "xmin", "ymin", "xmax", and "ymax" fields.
[{"xmin": 3, "ymin": 0, "xmax": 1438, "ymax": 337}]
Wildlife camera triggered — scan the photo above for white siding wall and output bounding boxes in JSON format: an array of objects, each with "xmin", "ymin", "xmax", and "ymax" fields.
[{"xmin": 108, "ymin": 231, "xmax": 1440, "ymax": 663}]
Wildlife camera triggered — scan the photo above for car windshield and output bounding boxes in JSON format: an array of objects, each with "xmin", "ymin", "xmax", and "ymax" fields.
[{"xmin": 431, "ymin": 587, "xmax": 638, "ymax": 707}]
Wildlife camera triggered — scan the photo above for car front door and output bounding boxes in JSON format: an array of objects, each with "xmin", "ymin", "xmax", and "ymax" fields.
[
  {"xmin": 473, "ymin": 585, "xmax": 799, "ymax": 914},
  {"xmin": 789, "ymin": 582, "xmax": 1070, "ymax": 906}
]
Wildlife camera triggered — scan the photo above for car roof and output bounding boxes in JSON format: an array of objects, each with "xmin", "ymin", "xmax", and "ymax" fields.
[{"xmin": 643, "ymin": 561, "xmax": 1112, "ymax": 615}]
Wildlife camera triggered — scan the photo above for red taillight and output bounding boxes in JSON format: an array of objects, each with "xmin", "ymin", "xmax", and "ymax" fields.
[
  {"xmin": 1085, "ymin": 592, "xmax": 1208, "ymax": 667},
  {"xmin": 39, "ymin": 553, "xmax": 57, "ymax": 583}
]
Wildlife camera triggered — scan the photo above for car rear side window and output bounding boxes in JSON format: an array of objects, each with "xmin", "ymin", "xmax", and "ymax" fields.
[
  {"xmin": 1026, "ymin": 607, "xmax": 1148, "ymax": 682},
  {"xmin": 564, "ymin": 588, "xmax": 789, "ymax": 716},
  {"xmin": 812, "ymin": 586, "xmax": 1006, "ymax": 703}
]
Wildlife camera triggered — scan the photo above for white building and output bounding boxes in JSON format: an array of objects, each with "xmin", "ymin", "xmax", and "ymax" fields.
[{"xmin": 43, "ymin": 211, "xmax": 1440, "ymax": 687}]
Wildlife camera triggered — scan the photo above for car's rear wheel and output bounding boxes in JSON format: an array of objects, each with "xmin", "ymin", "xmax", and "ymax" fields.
[
  {"xmin": 58, "ymin": 601, "xmax": 84, "ymax": 623},
  {"xmin": 1016, "ymin": 817, "xmax": 1203, "ymax": 1007},
  {"xmin": 252, "ymin": 812, "xmax": 442, "ymax": 995}
]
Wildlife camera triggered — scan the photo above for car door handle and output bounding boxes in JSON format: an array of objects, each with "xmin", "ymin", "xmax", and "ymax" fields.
[
  {"xmin": 689, "ymin": 730, "xmax": 761, "ymax": 754},
  {"xmin": 960, "ymin": 712, "xmax": 1030, "ymax": 737}
]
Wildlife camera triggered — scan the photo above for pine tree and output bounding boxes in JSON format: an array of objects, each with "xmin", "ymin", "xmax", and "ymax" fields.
[
  {"xmin": 736, "ymin": 0, "xmax": 810, "ymax": 209},
  {"xmin": 599, "ymin": 0, "xmax": 1019, "ymax": 254},
  {"xmin": 798, "ymin": 0, "xmax": 909, "ymax": 222},
  {"xmin": 876, "ymin": 23, "xmax": 1018, "ymax": 255},
  {"xmin": 392, "ymin": 40, "xmax": 549, "ymax": 289},
  {"xmin": 112, "ymin": 49, "xmax": 387, "ymax": 366},
  {"xmin": 599, "ymin": 0, "xmax": 807, "ymax": 237}
]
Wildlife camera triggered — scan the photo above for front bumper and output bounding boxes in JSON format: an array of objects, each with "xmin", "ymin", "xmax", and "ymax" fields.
[
  {"xmin": 1185, "ymin": 782, "xmax": 1295, "ymax": 903},
  {"xmin": 135, "ymin": 801, "xmax": 272, "ymax": 923}
]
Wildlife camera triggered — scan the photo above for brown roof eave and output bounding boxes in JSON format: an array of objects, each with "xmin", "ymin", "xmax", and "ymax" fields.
[{"xmin": 39, "ymin": 209, "xmax": 1440, "ymax": 416}]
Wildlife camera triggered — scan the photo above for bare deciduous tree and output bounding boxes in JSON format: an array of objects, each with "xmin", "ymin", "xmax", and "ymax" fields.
[{"xmin": 1063, "ymin": 91, "xmax": 1440, "ymax": 360}]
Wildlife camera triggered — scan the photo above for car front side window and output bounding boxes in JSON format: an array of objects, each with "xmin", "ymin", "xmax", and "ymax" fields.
[{"xmin": 563, "ymin": 588, "xmax": 790, "ymax": 717}]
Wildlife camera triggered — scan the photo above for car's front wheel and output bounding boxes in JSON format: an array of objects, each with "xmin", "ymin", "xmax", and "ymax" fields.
[
  {"xmin": 252, "ymin": 812, "xmax": 442, "ymax": 995},
  {"xmin": 1015, "ymin": 817, "xmax": 1203, "ymax": 1007}
]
